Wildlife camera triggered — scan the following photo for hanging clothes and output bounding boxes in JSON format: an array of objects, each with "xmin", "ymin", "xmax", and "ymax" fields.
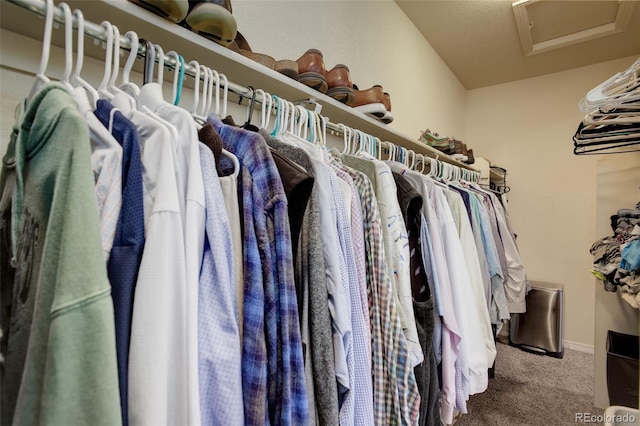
[
  {"xmin": 0, "ymin": 83, "xmax": 122, "ymax": 425},
  {"xmin": 262, "ymin": 131, "xmax": 340, "ymax": 426},
  {"xmin": 210, "ymin": 117, "xmax": 308, "ymax": 425},
  {"xmin": 94, "ymin": 99, "xmax": 145, "ymax": 426}
]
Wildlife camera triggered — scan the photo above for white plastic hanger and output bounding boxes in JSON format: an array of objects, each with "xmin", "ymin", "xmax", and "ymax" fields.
[
  {"xmin": 189, "ymin": 60, "xmax": 201, "ymax": 117},
  {"xmin": 219, "ymin": 73, "xmax": 229, "ymax": 118},
  {"xmin": 207, "ymin": 67, "xmax": 219, "ymax": 118},
  {"xmin": 70, "ymin": 9, "xmax": 99, "ymax": 107},
  {"xmin": 97, "ymin": 21, "xmax": 114, "ymax": 100},
  {"xmin": 26, "ymin": 0, "xmax": 54, "ymax": 105},
  {"xmin": 107, "ymin": 25, "xmax": 132, "ymax": 102},
  {"xmin": 257, "ymin": 90, "xmax": 273, "ymax": 129},
  {"xmin": 58, "ymin": 3, "xmax": 73, "ymax": 91},
  {"xmin": 119, "ymin": 31, "xmax": 140, "ymax": 97},
  {"xmin": 154, "ymin": 44, "xmax": 165, "ymax": 87},
  {"xmin": 337, "ymin": 124, "xmax": 350, "ymax": 154},
  {"xmin": 581, "ymin": 59, "xmax": 640, "ymax": 111}
]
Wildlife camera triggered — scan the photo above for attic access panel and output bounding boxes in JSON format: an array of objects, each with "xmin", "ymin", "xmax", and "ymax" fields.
[{"xmin": 512, "ymin": 0, "xmax": 636, "ymax": 56}]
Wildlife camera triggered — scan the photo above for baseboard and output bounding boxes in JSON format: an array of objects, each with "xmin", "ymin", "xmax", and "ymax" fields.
[{"xmin": 563, "ymin": 340, "xmax": 594, "ymax": 354}]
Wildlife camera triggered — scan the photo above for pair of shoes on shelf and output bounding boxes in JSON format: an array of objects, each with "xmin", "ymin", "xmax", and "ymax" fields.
[
  {"xmin": 277, "ymin": 49, "xmax": 356, "ymax": 106},
  {"xmin": 351, "ymin": 84, "xmax": 393, "ymax": 124},
  {"xmin": 288, "ymin": 50, "xmax": 394, "ymax": 123},
  {"xmin": 129, "ymin": 0, "xmax": 237, "ymax": 46},
  {"xmin": 419, "ymin": 129, "xmax": 455, "ymax": 155}
]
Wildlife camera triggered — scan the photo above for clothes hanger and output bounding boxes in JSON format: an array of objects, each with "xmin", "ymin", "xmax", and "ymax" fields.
[
  {"xmin": 58, "ymin": 3, "xmax": 73, "ymax": 92},
  {"xmin": 164, "ymin": 51, "xmax": 182, "ymax": 106},
  {"xmin": 119, "ymin": 31, "xmax": 141, "ymax": 98},
  {"xmin": 581, "ymin": 59, "xmax": 640, "ymax": 111},
  {"xmin": 190, "ymin": 64, "xmax": 207, "ymax": 125},
  {"xmin": 97, "ymin": 21, "xmax": 115, "ymax": 100},
  {"xmin": 318, "ymin": 114, "xmax": 327, "ymax": 147},
  {"xmin": 26, "ymin": 0, "xmax": 54, "ymax": 105},
  {"xmin": 142, "ymin": 40, "xmax": 155, "ymax": 85},
  {"xmin": 70, "ymin": 9, "xmax": 100, "ymax": 107},
  {"xmin": 337, "ymin": 124, "xmax": 349, "ymax": 154},
  {"xmin": 174, "ymin": 55, "xmax": 185, "ymax": 106},
  {"xmin": 106, "ymin": 25, "xmax": 132, "ymax": 104},
  {"xmin": 241, "ymin": 86, "xmax": 258, "ymax": 130},
  {"xmin": 207, "ymin": 68, "xmax": 219, "ymax": 117},
  {"xmin": 154, "ymin": 44, "xmax": 165, "ymax": 87},
  {"xmin": 375, "ymin": 138, "xmax": 383, "ymax": 161},
  {"xmin": 255, "ymin": 89, "xmax": 270, "ymax": 129},
  {"xmin": 270, "ymin": 95, "xmax": 282, "ymax": 137},
  {"xmin": 188, "ymin": 59, "xmax": 201, "ymax": 118}
]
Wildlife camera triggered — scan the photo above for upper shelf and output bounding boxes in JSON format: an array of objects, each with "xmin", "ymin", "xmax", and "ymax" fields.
[{"xmin": 1, "ymin": 0, "xmax": 478, "ymax": 170}]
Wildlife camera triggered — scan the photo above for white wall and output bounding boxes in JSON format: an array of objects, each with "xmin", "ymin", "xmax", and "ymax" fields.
[
  {"xmin": 232, "ymin": 0, "xmax": 468, "ymax": 141},
  {"xmin": 465, "ymin": 55, "xmax": 639, "ymax": 349}
]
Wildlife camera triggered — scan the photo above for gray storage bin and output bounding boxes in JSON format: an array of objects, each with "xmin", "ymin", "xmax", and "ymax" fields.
[{"xmin": 509, "ymin": 281, "xmax": 564, "ymax": 358}]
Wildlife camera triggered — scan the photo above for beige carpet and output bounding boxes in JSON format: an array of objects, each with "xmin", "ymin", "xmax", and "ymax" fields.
[{"xmin": 456, "ymin": 341, "xmax": 604, "ymax": 426}]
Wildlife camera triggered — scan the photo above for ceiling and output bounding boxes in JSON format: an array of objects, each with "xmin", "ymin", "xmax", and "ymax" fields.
[{"xmin": 395, "ymin": 0, "xmax": 640, "ymax": 90}]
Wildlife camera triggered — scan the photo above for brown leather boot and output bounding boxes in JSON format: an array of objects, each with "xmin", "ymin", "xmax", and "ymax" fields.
[
  {"xmin": 326, "ymin": 64, "xmax": 355, "ymax": 106},
  {"xmin": 296, "ymin": 49, "xmax": 328, "ymax": 93}
]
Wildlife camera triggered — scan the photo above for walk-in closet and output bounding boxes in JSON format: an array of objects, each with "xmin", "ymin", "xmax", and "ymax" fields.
[{"xmin": 1, "ymin": 0, "xmax": 638, "ymax": 425}]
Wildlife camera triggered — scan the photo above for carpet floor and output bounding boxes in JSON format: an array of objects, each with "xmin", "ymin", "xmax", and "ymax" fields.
[{"xmin": 456, "ymin": 341, "xmax": 604, "ymax": 426}]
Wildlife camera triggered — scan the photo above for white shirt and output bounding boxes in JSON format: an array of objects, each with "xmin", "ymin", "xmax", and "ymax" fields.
[
  {"xmin": 444, "ymin": 188, "xmax": 497, "ymax": 393},
  {"xmin": 138, "ymin": 84, "xmax": 205, "ymax": 426},
  {"xmin": 430, "ymin": 181, "xmax": 489, "ymax": 408},
  {"xmin": 73, "ymin": 88, "xmax": 122, "ymax": 261},
  {"xmin": 112, "ymin": 92, "xmax": 191, "ymax": 426}
]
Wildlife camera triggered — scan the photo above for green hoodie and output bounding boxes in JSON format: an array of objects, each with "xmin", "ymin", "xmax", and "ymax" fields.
[{"xmin": 0, "ymin": 83, "xmax": 122, "ymax": 425}]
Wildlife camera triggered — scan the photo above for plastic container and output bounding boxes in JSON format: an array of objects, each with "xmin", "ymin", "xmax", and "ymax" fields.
[{"xmin": 607, "ymin": 331, "xmax": 639, "ymax": 409}]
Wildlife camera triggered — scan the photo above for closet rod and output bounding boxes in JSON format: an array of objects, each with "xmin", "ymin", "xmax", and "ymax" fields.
[{"xmin": 7, "ymin": 0, "xmax": 349, "ymax": 135}]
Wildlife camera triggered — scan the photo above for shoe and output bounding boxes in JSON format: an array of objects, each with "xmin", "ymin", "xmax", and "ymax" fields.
[
  {"xmin": 326, "ymin": 64, "xmax": 355, "ymax": 105},
  {"xmin": 452, "ymin": 139, "xmax": 468, "ymax": 162},
  {"xmin": 419, "ymin": 129, "xmax": 454, "ymax": 155},
  {"xmin": 184, "ymin": 0, "xmax": 237, "ymax": 46},
  {"xmin": 379, "ymin": 91, "xmax": 393, "ymax": 124},
  {"xmin": 352, "ymin": 84, "xmax": 386, "ymax": 117},
  {"xmin": 275, "ymin": 59, "xmax": 299, "ymax": 80},
  {"xmin": 227, "ymin": 31, "xmax": 276, "ymax": 69},
  {"xmin": 465, "ymin": 149, "xmax": 475, "ymax": 164},
  {"xmin": 296, "ymin": 49, "xmax": 328, "ymax": 93},
  {"xmin": 129, "ymin": 0, "xmax": 189, "ymax": 23}
]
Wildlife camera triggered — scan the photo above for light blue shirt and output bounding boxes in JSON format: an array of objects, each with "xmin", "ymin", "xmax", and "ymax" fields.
[{"xmin": 198, "ymin": 144, "xmax": 244, "ymax": 425}]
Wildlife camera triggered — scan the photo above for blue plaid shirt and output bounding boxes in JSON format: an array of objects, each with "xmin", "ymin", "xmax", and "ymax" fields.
[{"xmin": 210, "ymin": 117, "xmax": 308, "ymax": 426}]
